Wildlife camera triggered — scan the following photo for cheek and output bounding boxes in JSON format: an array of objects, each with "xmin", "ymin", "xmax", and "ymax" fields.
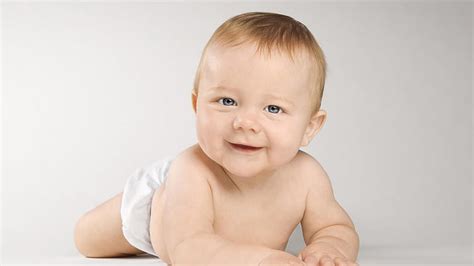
[
  {"xmin": 263, "ymin": 126, "xmax": 301, "ymax": 167},
  {"xmin": 196, "ymin": 110, "xmax": 225, "ymax": 142},
  {"xmin": 196, "ymin": 113, "xmax": 210, "ymax": 142},
  {"xmin": 267, "ymin": 120, "xmax": 306, "ymax": 148}
]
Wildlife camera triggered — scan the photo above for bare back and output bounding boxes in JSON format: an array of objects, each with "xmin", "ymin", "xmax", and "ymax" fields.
[{"xmin": 150, "ymin": 144, "xmax": 309, "ymax": 263}]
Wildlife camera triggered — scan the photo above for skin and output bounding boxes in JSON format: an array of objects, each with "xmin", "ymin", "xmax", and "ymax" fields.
[
  {"xmin": 74, "ymin": 41, "xmax": 359, "ymax": 265},
  {"xmin": 151, "ymin": 42, "xmax": 355, "ymax": 264},
  {"xmin": 193, "ymin": 42, "xmax": 326, "ymax": 193}
]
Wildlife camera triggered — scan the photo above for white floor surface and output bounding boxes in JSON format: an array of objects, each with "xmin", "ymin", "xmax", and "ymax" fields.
[{"xmin": 2, "ymin": 246, "xmax": 472, "ymax": 266}]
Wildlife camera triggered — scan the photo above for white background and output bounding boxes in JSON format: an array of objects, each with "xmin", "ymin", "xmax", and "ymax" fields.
[{"xmin": 2, "ymin": 1, "xmax": 472, "ymax": 264}]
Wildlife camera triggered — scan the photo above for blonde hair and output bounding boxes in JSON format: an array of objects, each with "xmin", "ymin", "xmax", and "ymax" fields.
[{"xmin": 193, "ymin": 12, "xmax": 327, "ymax": 115}]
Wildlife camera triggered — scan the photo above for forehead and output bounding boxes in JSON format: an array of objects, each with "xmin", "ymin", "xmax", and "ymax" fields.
[{"xmin": 200, "ymin": 43, "xmax": 314, "ymax": 98}]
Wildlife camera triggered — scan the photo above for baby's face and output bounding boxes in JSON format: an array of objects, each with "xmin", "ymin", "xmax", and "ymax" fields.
[{"xmin": 194, "ymin": 42, "xmax": 320, "ymax": 179}]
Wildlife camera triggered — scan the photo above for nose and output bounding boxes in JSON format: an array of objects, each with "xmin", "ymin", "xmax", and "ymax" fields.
[{"xmin": 232, "ymin": 110, "xmax": 262, "ymax": 134}]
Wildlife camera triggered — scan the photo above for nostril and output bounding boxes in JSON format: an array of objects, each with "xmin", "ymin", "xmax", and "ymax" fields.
[{"xmin": 232, "ymin": 118, "xmax": 261, "ymax": 133}]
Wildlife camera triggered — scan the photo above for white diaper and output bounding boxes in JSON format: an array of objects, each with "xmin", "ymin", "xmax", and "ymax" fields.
[{"xmin": 120, "ymin": 155, "xmax": 175, "ymax": 257}]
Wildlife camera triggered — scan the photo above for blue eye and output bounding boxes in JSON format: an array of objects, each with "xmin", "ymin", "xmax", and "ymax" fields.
[
  {"xmin": 218, "ymin": 97, "xmax": 236, "ymax": 106},
  {"xmin": 265, "ymin": 105, "xmax": 282, "ymax": 114}
]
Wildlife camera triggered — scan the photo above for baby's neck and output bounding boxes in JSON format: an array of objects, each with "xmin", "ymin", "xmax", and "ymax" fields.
[{"xmin": 219, "ymin": 165, "xmax": 282, "ymax": 195}]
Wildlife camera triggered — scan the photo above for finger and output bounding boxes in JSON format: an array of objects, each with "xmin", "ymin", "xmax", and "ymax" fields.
[
  {"xmin": 289, "ymin": 260, "xmax": 306, "ymax": 266},
  {"xmin": 334, "ymin": 257, "xmax": 347, "ymax": 266},
  {"xmin": 348, "ymin": 262, "xmax": 359, "ymax": 266},
  {"xmin": 319, "ymin": 255, "xmax": 334, "ymax": 266},
  {"xmin": 304, "ymin": 254, "xmax": 319, "ymax": 266}
]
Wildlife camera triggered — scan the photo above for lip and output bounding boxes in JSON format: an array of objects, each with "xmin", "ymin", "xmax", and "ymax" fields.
[{"xmin": 228, "ymin": 142, "xmax": 263, "ymax": 153}]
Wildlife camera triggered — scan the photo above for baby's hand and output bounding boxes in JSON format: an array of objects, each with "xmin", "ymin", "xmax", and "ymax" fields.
[
  {"xmin": 258, "ymin": 250, "xmax": 306, "ymax": 266},
  {"xmin": 297, "ymin": 242, "xmax": 358, "ymax": 266}
]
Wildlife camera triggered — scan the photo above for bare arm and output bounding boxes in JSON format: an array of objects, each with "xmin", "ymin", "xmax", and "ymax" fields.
[
  {"xmin": 306, "ymin": 224, "xmax": 359, "ymax": 262},
  {"xmin": 172, "ymin": 232, "xmax": 297, "ymax": 264},
  {"xmin": 299, "ymin": 153, "xmax": 359, "ymax": 262},
  {"xmin": 155, "ymin": 150, "xmax": 302, "ymax": 265}
]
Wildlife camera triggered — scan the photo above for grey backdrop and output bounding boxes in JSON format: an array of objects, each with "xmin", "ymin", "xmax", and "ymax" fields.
[{"xmin": 2, "ymin": 1, "xmax": 472, "ymax": 263}]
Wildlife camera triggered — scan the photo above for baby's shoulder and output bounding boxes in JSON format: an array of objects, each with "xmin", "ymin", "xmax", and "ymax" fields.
[
  {"xmin": 168, "ymin": 144, "xmax": 216, "ymax": 178},
  {"xmin": 290, "ymin": 149, "xmax": 320, "ymax": 169},
  {"xmin": 289, "ymin": 150, "xmax": 327, "ymax": 183}
]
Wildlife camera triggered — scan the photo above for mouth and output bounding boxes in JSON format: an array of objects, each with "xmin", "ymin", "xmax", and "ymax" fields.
[{"xmin": 228, "ymin": 142, "xmax": 263, "ymax": 153}]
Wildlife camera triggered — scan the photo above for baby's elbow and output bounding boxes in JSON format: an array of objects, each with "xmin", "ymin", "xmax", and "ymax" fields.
[{"xmin": 348, "ymin": 226, "xmax": 360, "ymax": 261}]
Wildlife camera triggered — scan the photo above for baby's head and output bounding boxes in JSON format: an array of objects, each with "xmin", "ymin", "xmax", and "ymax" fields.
[{"xmin": 191, "ymin": 12, "xmax": 328, "ymax": 179}]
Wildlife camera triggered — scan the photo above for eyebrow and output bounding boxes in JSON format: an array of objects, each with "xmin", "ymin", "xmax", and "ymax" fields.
[
  {"xmin": 208, "ymin": 86, "xmax": 230, "ymax": 92},
  {"xmin": 264, "ymin": 94, "xmax": 295, "ymax": 107},
  {"xmin": 208, "ymin": 86, "xmax": 295, "ymax": 107}
]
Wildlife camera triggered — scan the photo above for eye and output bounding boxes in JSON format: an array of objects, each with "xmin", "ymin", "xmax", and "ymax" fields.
[
  {"xmin": 265, "ymin": 105, "xmax": 283, "ymax": 114},
  {"xmin": 217, "ymin": 97, "xmax": 236, "ymax": 106}
]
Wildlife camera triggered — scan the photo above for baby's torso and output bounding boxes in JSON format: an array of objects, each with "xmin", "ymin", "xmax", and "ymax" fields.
[
  {"xmin": 149, "ymin": 145, "xmax": 309, "ymax": 262},
  {"xmin": 210, "ymin": 168, "xmax": 307, "ymax": 251}
]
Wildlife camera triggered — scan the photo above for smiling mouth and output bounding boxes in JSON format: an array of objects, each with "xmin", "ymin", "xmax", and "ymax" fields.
[{"xmin": 229, "ymin": 142, "xmax": 263, "ymax": 152}]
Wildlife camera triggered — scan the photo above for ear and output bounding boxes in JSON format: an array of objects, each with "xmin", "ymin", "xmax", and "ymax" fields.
[
  {"xmin": 191, "ymin": 90, "xmax": 198, "ymax": 113},
  {"xmin": 300, "ymin": 109, "xmax": 327, "ymax": 147}
]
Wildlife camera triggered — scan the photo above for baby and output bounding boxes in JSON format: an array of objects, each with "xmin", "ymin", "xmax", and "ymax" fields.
[{"xmin": 74, "ymin": 12, "xmax": 359, "ymax": 266}]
